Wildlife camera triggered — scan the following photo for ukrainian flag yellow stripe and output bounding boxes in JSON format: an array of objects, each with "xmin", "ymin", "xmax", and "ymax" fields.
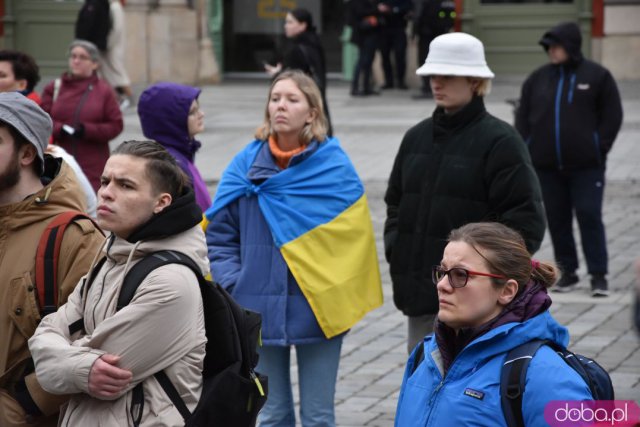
[{"xmin": 281, "ymin": 194, "xmax": 383, "ymax": 338}]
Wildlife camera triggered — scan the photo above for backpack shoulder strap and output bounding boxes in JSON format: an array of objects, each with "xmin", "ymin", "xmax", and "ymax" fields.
[
  {"xmin": 53, "ymin": 78, "xmax": 62, "ymax": 103},
  {"xmin": 35, "ymin": 211, "xmax": 98, "ymax": 317},
  {"xmin": 118, "ymin": 250, "xmax": 203, "ymax": 424},
  {"xmin": 500, "ymin": 339, "xmax": 546, "ymax": 427},
  {"xmin": 117, "ymin": 250, "xmax": 202, "ymax": 311},
  {"xmin": 67, "ymin": 256, "xmax": 107, "ymax": 335},
  {"xmin": 154, "ymin": 371, "xmax": 191, "ymax": 421},
  {"xmin": 410, "ymin": 341, "xmax": 425, "ymax": 375}
]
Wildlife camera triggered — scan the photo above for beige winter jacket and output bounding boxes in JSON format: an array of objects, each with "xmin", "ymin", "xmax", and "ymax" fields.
[{"xmin": 29, "ymin": 225, "xmax": 208, "ymax": 426}]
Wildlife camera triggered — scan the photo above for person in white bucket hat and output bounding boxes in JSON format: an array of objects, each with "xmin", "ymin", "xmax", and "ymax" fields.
[{"xmin": 384, "ymin": 32, "xmax": 546, "ymax": 354}]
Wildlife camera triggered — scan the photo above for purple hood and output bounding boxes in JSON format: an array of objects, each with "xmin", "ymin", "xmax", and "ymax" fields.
[
  {"xmin": 138, "ymin": 82, "xmax": 202, "ymax": 162},
  {"xmin": 138, "ymin": 82, "xmax": 212, "ymax": 212}
]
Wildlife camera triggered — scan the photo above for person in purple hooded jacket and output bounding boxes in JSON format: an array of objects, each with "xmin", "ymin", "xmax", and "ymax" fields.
[{"xmin": 137, "ymin": 82, "xmax": 212, "ymax": 211}]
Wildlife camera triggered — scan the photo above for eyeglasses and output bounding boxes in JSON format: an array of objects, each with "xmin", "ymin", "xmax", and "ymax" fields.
[
  {"xmin": 69, "ymin": 54, "xmax": 92, "ymax": 62},
  {"xmin": 432, "ymin": 265, "xmax": 507, "ymax": 288}
]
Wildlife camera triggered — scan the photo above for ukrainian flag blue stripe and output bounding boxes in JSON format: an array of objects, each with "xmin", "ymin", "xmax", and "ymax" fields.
[{"xmin": 206, "ymin": 138, "xmax": 364, "ymax": 246}]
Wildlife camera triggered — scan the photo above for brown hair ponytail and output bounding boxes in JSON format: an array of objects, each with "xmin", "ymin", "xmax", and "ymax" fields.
[{"xmin": 449, "ymin": 222, "xmax": 559, "ymax": 293}]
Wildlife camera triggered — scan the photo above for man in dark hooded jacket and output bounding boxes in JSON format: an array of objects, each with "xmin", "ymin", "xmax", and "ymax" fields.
[{"xmin": 516, "ymin": 22, "xmax": 623, "ymax": 297}]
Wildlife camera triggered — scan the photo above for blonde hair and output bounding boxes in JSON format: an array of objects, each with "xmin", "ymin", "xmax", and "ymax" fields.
[
  {"xmin": 448, "ymin": 222, "xmax": 558, "ymax": 294},
  {"xmin": 254, "ymin": 70, "xmax": 328, "ymax": 145},
  {"xmin": 468, "ymin": 78, "xmax": 492, "ymax": 97}
]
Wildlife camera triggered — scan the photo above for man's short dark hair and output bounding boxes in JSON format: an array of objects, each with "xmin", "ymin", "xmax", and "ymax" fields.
[
  {"xmin": 112, "ymin": 140, "xmax": 189, "ymax": 199},
  {"xmin": 0, "ymin": 120, "xmax": 42, "ymax": 175},
  {"xmin": 0, "ymin": 50, "xmax": 41, "ymax": 93}
]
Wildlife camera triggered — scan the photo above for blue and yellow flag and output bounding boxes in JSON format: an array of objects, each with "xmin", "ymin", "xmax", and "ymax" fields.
[{"xmin": 206, "ymin": 138, "xmax": 383, "ymax": 338}]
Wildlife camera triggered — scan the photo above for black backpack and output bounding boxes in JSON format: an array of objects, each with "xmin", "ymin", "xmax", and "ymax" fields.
[
  {"xmin": 74, "ymin": 0, "xmax": 112, "ymax": 51},
  {"xmin": 71, "ymin": 250, "xmax": 268, "ymax": 426},
  {"xmin": 500, "ymin": 339, "xmax": 614, "ymax": 427}
]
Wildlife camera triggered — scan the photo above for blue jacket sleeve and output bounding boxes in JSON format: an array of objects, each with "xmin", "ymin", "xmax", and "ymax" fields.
[
  {"xmin": 206, "ymin": 201, "xmax": 241, "ymax": 291},
  {"xmin": 522, "ymin": 346, "xmax": 594, "ymax": 427}
]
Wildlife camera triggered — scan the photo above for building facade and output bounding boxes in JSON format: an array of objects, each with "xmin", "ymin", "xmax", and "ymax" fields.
[{"xmin": 0, "ymin": 0, "xmax": 638, "ymax": 84}]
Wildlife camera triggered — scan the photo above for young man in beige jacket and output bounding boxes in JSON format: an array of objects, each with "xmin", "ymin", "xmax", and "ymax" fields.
[{"xmin": 29, "ymin": 140, "xmax": 208, "ymax": 426}]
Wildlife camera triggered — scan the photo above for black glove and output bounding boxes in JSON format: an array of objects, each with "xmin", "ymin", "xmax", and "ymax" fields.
[
  {"xmin": 73, "ymin": 123, "xmax": 85, "ymax": 139},
  {"xmin": 61, "ymin": 123, "xmax": 85, "ymax": 139}
]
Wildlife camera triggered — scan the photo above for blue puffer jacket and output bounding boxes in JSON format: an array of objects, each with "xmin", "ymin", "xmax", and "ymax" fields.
[
  {"xmin": 395, "ymin": 311, "xmax": 593, "ymax": 427},
  {"xmin": 206, "ymin": 141, "xmax": 330, "ymax": 346}
]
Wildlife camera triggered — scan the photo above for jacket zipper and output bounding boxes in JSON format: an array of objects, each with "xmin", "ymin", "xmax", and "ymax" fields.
[
  {"xmin": 567, "ymin": 73, "xmax": 576, "ymax": 104},
  {"xmin": 70, "ymin": 83, "xmax": 94, "ymax": 158},
  {"xmin": 424, "ymin": 348, "xmax": 448, "ymax": 427},
  {"xmin": 424, "ymin": 378, "xmax": 445, "ymax": 426}
]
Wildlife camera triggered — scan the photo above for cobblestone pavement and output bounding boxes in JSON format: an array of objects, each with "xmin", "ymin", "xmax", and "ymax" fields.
[{"xmin": 119, "ymin": 77, "xmax": 640, "ymax": 425}]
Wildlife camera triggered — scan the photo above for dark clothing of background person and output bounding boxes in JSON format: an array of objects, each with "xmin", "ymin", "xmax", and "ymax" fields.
[
  {"xmin": 384, "ymin": 95, "xmax": 545, "ymax": 317},
  {"xmin": 515, "ymin": 22, "xmax": 623, "ymax": 295},
  {"xmin": 378, "ymin": 0, "xmax": 413, "ymax": 89},
  {"xmin": 413, "ymin": 0, "xmax": 456, "ymax": 96},
  {"xmin": 348, "ymin": 0, "xmax": 382, "ymax": 95},
  {"xmin": 281, "ymin": 31, "xmax": 333, "ymax": 135}
]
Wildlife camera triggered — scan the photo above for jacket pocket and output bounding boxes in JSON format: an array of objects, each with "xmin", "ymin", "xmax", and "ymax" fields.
[{"xmin": 9, "ymin": 274, "xmax": 40, "ymax": 339}]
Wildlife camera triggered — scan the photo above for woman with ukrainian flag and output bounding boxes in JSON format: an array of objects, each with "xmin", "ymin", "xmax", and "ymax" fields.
[{"xmin": 205, "ymin": 70, "xmax": 383, "ymax": 427}]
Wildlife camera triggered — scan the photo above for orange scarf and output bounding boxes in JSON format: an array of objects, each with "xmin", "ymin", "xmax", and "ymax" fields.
[{"xmin": 268, "ymin": 136, "xmax": 306, "ymax": 170}]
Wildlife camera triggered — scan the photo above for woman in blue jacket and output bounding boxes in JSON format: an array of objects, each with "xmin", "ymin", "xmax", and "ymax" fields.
[
  {"xmin": 395, "ymin": 222, "xmax": 594, "ymax": 427},
  {"xmin": 205, "ymin": 70, "xmax": 382, "ymax": 427}
]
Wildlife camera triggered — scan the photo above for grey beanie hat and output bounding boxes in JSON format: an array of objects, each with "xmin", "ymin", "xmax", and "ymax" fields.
[
  {"xmin": 0, "ymin": 92, "xmax": 53, "ymax": 174},
  {"xmin": 68, "ymin": 39, "xmax": 100, "ymax": 63}
]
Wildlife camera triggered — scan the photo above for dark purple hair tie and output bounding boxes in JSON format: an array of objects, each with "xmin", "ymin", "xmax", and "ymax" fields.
[{"xmin": 531, "ymin": 259, "xmax": 540, "ymax": 269}]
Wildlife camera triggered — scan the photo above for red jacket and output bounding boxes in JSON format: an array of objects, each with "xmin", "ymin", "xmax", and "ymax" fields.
[
  {"xmin": 41, "ymin": 72, "xmax": 123, "ymax": 191},
  {"xmin": 26, "ymin": 91, "xmax": 42, "ymax": 105}
]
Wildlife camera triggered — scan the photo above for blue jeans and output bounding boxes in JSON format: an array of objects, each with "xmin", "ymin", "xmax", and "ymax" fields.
[
  {"xmin": 257, "ymin": 336, "xmax": 343, "ymax": 427},
  {"xmin": 537, "ymin": 168, "xmax": 608, "ymax": 275}
]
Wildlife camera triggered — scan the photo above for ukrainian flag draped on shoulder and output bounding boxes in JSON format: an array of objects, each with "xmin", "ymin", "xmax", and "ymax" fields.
[{"xmin": 206, "ymin": 137, "xmax": 383, "ymax": 338}]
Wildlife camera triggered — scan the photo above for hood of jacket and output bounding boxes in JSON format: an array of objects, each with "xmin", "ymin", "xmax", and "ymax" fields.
[
  {"xmin": 138, "ymin": 82, "xmax": 202, "ymax": 161},
  {"xmin": 0, "ymin": 155, "xmax": 87, "ymax": 224},
  {"xmin": 539, "ymin": 21, "xmax": 583, "ymax": 65},
  {"xmin": 124, "ymin": 186, "xmax": 203, "ymax": 244}
]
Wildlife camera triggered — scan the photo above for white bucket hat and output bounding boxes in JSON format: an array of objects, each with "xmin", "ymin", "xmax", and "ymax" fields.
[{"xmin": 416, "ymin": 32, "xmax": 495, "ymax": 79}]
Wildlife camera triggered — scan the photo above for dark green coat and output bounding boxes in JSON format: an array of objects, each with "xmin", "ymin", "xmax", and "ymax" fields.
[{"xmin": 384, "ymin": 96, "xmax": 545, "ymax": 316}]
